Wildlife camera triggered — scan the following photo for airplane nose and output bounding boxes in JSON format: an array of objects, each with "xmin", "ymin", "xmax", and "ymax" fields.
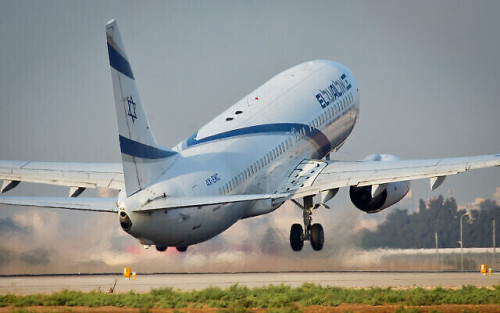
[{"xmin": 119, "ymin": 210, "xmax": 132, "ymax": 232}]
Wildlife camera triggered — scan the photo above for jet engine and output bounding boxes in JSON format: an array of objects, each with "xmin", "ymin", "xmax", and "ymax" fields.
[
  {"xmin": 349, "ymin": 181, "xmax": 410, "ymax": 213},
  {"xmin": 349, "ymin": 154, "xmax": 410, "ymax": 213}
]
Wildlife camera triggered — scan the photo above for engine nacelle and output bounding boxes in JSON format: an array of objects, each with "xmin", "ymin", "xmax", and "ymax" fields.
[
  {"xmin": 349, "ymin": 154, "xmax": 410, "ymax": 213},
  {"xmin": 349, "ymin": 181, "xmax": 410, "ymax": 213}
]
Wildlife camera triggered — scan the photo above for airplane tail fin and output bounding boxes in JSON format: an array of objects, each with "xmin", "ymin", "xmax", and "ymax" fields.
[{"xmin": 106, "ymin": 19, "xmax": 178, "ymax": 196}]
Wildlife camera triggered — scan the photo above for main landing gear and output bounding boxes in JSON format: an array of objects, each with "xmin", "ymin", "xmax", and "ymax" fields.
[
  {"xmin": 289, "ymin": 195, "xmax": 325, "ymax": 251},
  {"xmin": 154, "ymin": 245, "xmax": 188, "ymax": 252}
]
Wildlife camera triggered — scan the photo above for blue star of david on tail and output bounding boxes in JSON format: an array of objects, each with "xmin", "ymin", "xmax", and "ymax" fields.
[{"xmin": 126, "ymin": 96, "xmax": 137, "ymax": 123}]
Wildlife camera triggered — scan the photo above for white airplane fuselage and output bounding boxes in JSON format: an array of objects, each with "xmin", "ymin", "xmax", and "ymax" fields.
[{"xmin": 118, "ymin": 60, "xmax": 360, "ymax": 248}]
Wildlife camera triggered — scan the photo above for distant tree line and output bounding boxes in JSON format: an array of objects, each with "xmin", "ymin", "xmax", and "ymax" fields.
[{"xmin": 357, "ymin": 195, "xmax": 500, "ymax": 249}]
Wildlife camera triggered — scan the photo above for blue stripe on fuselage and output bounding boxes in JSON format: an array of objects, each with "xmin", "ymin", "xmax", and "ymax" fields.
[
  {"xmin": 107, "ymin": 43, "xmax": 135, "ymax": 80},
  {"xmin": 185, "ymin": 123, "xmax": 331, "ymax": 156},
  {"xmin": 119, "ymin": 135, "xmax": 177, "ymax": 159}
]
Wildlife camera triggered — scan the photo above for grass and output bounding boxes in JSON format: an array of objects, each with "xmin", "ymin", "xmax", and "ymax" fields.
[{"xmin": 0, "ymin": 283, "xmax": 498, "ymax": 309}]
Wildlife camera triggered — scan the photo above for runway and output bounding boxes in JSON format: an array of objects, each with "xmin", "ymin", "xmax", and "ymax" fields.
[{"xmin": 1, "ymin": 272, "xmax": 497, "ymax": 294}]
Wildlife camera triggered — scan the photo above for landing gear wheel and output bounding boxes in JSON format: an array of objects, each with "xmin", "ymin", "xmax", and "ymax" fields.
[
  {"xmin": 155, "ymin": 245, "xmax": 167, "ymax": 252},
  {"xmin": 176, "ymin": 246, "xmax": 188, "ymax": 252},
  {"xmin": 290, "ymin": 224, "xmax": 304, "ymax": 251},
  {"xmin": 310, "ymin": 223, "xmax": 324, "ymax": 251}
]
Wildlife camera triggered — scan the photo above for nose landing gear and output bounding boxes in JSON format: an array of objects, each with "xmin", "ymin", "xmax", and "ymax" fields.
[{"xmin": 289, "ymin": 196, "xmax": 324, "ymax": 251}]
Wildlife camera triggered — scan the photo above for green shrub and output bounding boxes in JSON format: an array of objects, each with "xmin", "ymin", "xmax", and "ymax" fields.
[{"xmin": 1, "ymin": 283, "xmax": 498, "ymax": 309}]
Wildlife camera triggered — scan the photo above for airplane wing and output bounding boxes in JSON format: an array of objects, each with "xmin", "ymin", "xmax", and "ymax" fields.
[
  {"xmin": 0, "ymin": 161, "xmax": 124, "ymax": 195},
  {"xmin": 0, "ymin": 196, "xmax": 118, "ymax": 213},
  {"xmin": 283, "ymin": 154, "xmax": 500, "ymax": 199}
]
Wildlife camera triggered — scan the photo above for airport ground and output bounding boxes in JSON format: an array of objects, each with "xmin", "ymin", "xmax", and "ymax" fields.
[
  {"xmin": 0, "ymin": 304, "xmax": 500, "ymax": 313},
  {"xmin": 1, "ymin": 272, "xmax": 498, "ymax": 313},
  {"xmin": 1, "ymin": 272, "xmax": 498, "ymax": 294}
]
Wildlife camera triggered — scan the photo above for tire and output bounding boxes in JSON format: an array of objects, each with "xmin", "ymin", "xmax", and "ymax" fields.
[
  {"xmin": 176, "ymin": 246, "xmax": 188, "ymax": 252},
  {"xmin": 310, "ymin": 223, "xmax": 324, "ymax": 251},
  {"xmin": 155, "ymin": 245, "xmax": 167, "ymax": 252},
  {"xmin": 290, "ymin": 224, "xmax": 304, "ymax": 251}
]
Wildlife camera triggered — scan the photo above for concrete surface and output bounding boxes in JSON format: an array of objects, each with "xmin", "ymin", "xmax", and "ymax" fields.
[{"xmin": 1, "ymin": 272, "xmax": 498, "ymax": 294}]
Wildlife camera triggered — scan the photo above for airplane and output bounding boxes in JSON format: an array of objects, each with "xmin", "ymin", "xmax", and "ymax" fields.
[{"xmin": 1, "ymin": 19, "xmax": 499, "ymax": 253}]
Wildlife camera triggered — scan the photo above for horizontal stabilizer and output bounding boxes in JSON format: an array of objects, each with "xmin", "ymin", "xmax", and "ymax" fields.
[
  {"xmin": 0, "ymin": 196, "xmax": 118, "ymax": 213},
  {"xmin": 134, "ymin": 193, "xmax": 289, "ymax": 212}
]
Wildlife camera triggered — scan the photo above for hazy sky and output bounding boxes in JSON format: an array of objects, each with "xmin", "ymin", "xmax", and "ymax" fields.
[{"xmin": 0, "ymin": 1, "xmax": 499, "ymax": 273}]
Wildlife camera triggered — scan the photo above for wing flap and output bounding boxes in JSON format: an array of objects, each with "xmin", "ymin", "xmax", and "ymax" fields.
[
  {"xmin": 0, "ymin": 196, "xmax": 118, "ymax": 213},
  {"xmin": 0, "ymin": 161, "xmax": 124, "ymax": 191},
  {"xmin": 291, "ymin": 154, "xmax": 500, "ymax": 199}
]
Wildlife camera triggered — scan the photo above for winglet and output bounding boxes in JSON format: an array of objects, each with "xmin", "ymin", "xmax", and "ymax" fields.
[{"xmin": 106, "ymin": 20, "xmax": 178, "ymax": 196}]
